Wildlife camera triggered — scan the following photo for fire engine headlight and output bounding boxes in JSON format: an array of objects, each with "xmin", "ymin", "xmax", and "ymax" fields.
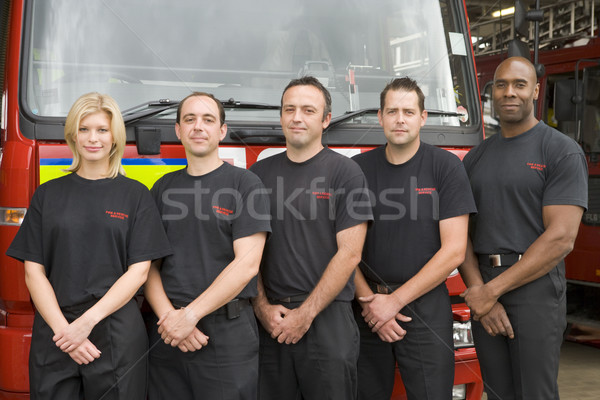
[
  {"xmin": 452, "ymin": 384, "xmax": 466, "ymax": 399},
  {"xmin": 0, "ymin": 208, "xmax": 27, "ymax": 226},
  {"xmin": 453, "ymin": 320, "xmax": 474, "ymax": 348}
]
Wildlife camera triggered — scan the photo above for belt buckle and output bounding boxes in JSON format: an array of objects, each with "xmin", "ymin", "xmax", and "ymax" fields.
[
  {"xmin": 376, "ymin": 284, "xmax": 390, "ymax": 294},
  {"xmin": 489, "ymin": 254, "xmax": 501, "ymax": 267}
]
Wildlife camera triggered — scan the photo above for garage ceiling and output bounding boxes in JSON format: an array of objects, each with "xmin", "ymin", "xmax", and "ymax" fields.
[{"xmin": 467, "ymin": 0, "xmax": 599, "ymax": 55}]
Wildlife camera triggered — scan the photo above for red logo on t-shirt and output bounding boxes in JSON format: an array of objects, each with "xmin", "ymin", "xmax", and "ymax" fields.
[
  {"xmin": 415, "ymin": 187, "xmax": 437, "ymax": 195},
  {"xmin": 312, "ymin": 191, "xmax": 332, "ymax": 200},
  {"xmin": 527, "ymin": 162, "xmax": 546, "ymax": 171},
  {"xmin": 106, "ymin": 210, "xmax": 129, "ymax": 220},
  {"xmin": 213, "ymin": 206, "xmax": 234, "ymax": 216}
]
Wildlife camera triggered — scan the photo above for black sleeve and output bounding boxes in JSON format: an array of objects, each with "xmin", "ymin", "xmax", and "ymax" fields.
[
  {"xmin": 462, "ymin": 139, "xmax": 490, "ymax": 177},
  {"xmin": 335, "ymin": 171, "xmax": 373, "ymax": 233},
  {"xmin": 126, "ymin": 187, "xmax": 172, "ymax": 265},
  {"xmin": 462, "ymin": 146, "xmax": 475, "ymax": 176},
  {"xmin": 438, "ymin": 162, "xmax": 477, "ymax": 220},
  {"xmin": 231, "ymin": 173, "xmax": 272, "ymax": 241},
  {"xmin": 6, "ymin": 186, "xmax": 45, "ymax": 264},
  {"xmin": 150, "ymin": 175, "xmax": 164, "ymax": 209},
  {"xmin": 543, "ymin": 153, "xmax": 588, "ymax": 210}
]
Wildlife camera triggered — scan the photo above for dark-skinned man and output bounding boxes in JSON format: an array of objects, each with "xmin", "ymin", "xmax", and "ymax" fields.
[{"xmin": 460, "ymin": 57, "xmax": 588, "ymax": 400}]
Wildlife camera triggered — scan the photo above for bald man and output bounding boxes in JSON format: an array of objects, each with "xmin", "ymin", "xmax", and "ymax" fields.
[{"xmin": 459, "ymin": 57, "xmax": 588, "ymax": 399}]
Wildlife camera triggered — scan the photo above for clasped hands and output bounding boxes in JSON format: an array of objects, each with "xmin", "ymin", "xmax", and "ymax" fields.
[
  {"xmin": 254, "ymin": 301, "xmax": 314, "ymax": 345},
  {"xmin": 358, "ymin": 293, "xmax": 411, "ymax": 343},
  {"xmin": 461, "ymin": 284, "xmax": 514, "ymax": 338},
  {"xmin": 52, "ymin": 306, "xmax": 211, "ymax": 365},
  {"xmin": 53, "ymin": 316, "xmax": 100, "ymax": 365},
  {"xmin": 157, "ymin": 308, "xmax": 209, "ymax": 352}
]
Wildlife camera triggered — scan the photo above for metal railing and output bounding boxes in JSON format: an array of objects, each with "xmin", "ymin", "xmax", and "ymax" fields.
[{"xmin": 472, "ymin": 0, "xmax": 599, "ymax": 56}]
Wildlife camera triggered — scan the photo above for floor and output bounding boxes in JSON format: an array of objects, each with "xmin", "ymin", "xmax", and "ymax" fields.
[
  {"xmin": 481, "ymin": 340, "xmax": 600, "ymax": 400},
  {"xmin": 557, "ymin": 340, "xmax": 600, "ymax": 400}
]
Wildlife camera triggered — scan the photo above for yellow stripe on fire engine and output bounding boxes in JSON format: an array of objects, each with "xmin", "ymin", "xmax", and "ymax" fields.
[{"xmin": 39, "ymin": 159, "xmax": 186, "ymax": 189}]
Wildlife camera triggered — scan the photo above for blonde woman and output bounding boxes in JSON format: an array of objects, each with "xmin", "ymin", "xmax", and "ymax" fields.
[{"xmin": 7, "ymin": 93, "xmax": 171, "ymax": 400}]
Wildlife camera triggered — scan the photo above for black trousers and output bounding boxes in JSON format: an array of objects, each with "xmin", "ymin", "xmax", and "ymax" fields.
[
  {"xmin": 148, "ymin": 305, "xmax": 259, "ymax": 400},
  {"xmin": 353, "ymin": 298, "xmax": 454, "ymax": 400},
  {"xmin": 473, "ymin": 263, "xmax": 566, "ymax": 400},
  {"xmin": 258, "ymin": 301, "xmax": 359, "ymax": 400},
  {"xmin": 29, "ymin": 299, "xmax": 148, "ymax": 400}
]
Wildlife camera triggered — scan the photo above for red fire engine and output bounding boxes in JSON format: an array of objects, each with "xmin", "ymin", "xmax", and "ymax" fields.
[{"xmin": 0, "ymin": 1, "xmax": 484, "ymax": 398}]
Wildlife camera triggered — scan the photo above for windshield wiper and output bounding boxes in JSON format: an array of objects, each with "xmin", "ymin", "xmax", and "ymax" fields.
[
  {"xmin": 122, "ymin": 98, "xmax": 280, "ymax": 125},
  {"xmin": 122, "ymin": 99, "xmax": 179, "ymax": 124},
  {"xmin": 427, "ymin": 109, "xmax": 466, "ymax": 117},
  {"xmin": 221, "ymin": 98, "xmax": 280, "ymax": 110},
  {"xmin": 323, "ymin": 107, "xmax": 468, "ymax": 133},
  {"xmin": 325, "ymin": 108, "xmax": 379, "ymax": 133}
]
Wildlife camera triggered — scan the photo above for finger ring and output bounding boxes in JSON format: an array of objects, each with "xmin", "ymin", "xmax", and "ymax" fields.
[{"xmin": 369, "ymin": 320, "xmax": 375, "ymax": 326}]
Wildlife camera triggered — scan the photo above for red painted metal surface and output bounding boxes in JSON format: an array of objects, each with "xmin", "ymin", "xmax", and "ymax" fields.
[
  {"xmin": 0, "ymin": 326, "xmax": 30, "ymax": 394},
  {"xmin": 0, "ymin": 1, "xmax": 34, "ymax": 395}
]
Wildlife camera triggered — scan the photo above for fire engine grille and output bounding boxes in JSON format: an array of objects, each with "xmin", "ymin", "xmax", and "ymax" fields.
[{"xmin": 582, "ymin": 176, "xmax": 600, "ymax": 226}]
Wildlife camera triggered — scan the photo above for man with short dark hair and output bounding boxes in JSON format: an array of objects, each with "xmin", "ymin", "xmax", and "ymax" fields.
[
  {"xmin": 145, "ymin": 92, "xmax": 271, "ymax": 400},
  {"xmin": 352, "ymin": 77, "xmax": 476, "ymax": 399},
  {"xmin": 250, "ymin": 76, "xmax": 372, "ymax": 400},
  {"xmin": 460, "ymin": 57, "xmax": 588, "ymax": 399}
]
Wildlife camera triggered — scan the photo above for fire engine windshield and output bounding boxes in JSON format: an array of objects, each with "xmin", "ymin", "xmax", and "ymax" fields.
[{"xmin": 24, "ymin": 0, "xmax": 478, "ymax": 129}]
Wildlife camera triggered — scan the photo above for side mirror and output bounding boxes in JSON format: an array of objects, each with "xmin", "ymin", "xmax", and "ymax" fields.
[
  {"xmin": 554, "ymin": 79, "xmax": 581, "ymax": 122},
  {"xmin": 507, "ymin": 39, "xmax": 530, "ymax": 59},
  {"xmin": 514, "ymin": 0, "xmax": 529, "ymax": 37},
  {"xmin": 514, "ymin": 0, "xmax": 545, "ymax": 38},
  {"xmin": 135, "ymin": 127, "xmax": 162, "ymax": 155}
]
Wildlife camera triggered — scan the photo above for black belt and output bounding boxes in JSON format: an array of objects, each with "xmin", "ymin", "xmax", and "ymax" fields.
[
  {"xmin": 171, "ymin": 298, "xmax": 249, "ymax": 320},
  {"xmin": 366, "ymin": 279, "xmax": 402, "ymax": 295},
  {"xmin": 269, "ymin": 294, "xmax": 309, "ymax": 303},
  {"xmin": 477, "ymin": 253, "xmax": 522, "ymax": 267}
]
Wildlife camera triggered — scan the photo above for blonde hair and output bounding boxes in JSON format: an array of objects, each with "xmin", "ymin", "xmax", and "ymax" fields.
[{"xmin": 64, "ymin": 92, "xmax": 126, "ymax": 178}]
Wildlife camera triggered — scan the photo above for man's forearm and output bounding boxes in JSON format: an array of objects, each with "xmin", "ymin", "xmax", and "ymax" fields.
[
  {"xmin": 394, "ymin": 243, "xmax": 464, "ymax": 310},
  {"xmin": 185, "ymin": 258, "xmax": 257, "ymax": 321},
  {"xmin": 252, "ymin": 272, "xmax": 270, "ymax": 308},
  {"xmin": 458, "ymin": 237, "xmax": 485, "ymax": 288},
  {"xmin": 394, "ymin": 214, "xmax": 469, "ymax": 308},
  {"xmin": 486, "ymin": 205, "xmax": 582, "ymax": 299},
  {"xmin": 186, "ymin": 232, "xmax": 266, "ymax": 321},
  {"xmin": 186, "ymin": 232, "xmax": 266, "ymax": 322},
  {"xmin": 486, "ymin": 231, "xmax": 574, "ymax": 298},
  {"xmin": 301, "ymin": 251, "xmax": 358, "ymax": 318},
  {"xmin": 300, "ymin": 222, "xmax": 367, "ymax": 318},
  {"xmin": 354, "ymin": 267, "xmax": 374, "ymax": 299}
]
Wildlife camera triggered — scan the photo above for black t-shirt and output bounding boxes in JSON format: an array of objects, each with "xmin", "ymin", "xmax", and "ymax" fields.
[
  {"xmin": 463, "ymin": 121, "xmax": 588, "ymax": 254},
  {"xmin": 250, "ymin": 147, "xmax": 373, "ymax": 302},
  {"xmin": 353, "ymin": 143, "xmax": 476, "ymax": 284},
  {"xmin": 7, "ymin": 173, "xmax": 172, "ymax": 308},
  {"xmin": 151, "ymin": 163, "xmax": 271, "ymax": 303}
]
